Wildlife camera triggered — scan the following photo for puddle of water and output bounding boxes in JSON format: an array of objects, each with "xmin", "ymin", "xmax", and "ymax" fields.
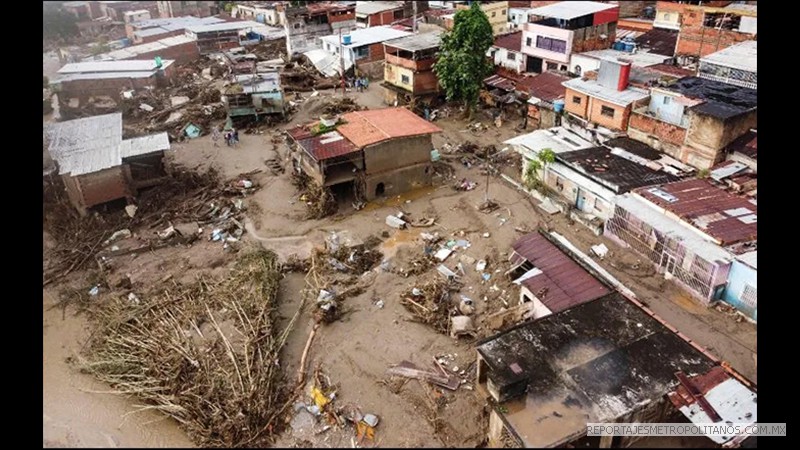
[
  {"xmin": 670, "ymin": 292, "xmax": 709, "ymax": 315},
  {"xmin": 379, "ymin": 229, "xmax": 418, "ymax": 258},
  {"xmin": 361, "ymin": 185, "xmax": 439, "ymax": 212}
]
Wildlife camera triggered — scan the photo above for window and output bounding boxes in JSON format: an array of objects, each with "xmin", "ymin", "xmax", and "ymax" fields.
[
  {"xmin": 353, "ymin": 46, "xmax": 368, "ymax": 59},
  {"xmin": 663, "ymin": 96, "xmax": 672, "ymax": 105},
  {"xmin": 526, "ymin": 37, "xmax": 532, "ymax": 46},
  {"xmin": 572, "ymin": 96, "xmax": 581, "ymax": 105},
  {"xmin": 600, "ymin": 105, "xmax": 615, "ymax": 118},
  {"xmin": 293, "ymin": 23, "xmax": 300, "ymax": 29},
  {"xmin": 535, "ymin": 36, "xmax": 567, "ymax": 53},
  {"xmin": 492, "ymin": 11, "xmax": 496, "ymax": 18},
  {"xmin": 546, "ymin": 62, "xmax": 558, "ymax": 71},
  {"xmin": 663, "ymin": 13, "xmax": 671, "ymax": 21},
  {"xmin": 511, "ymin": 15, "xmax": 516, "ymax": 21},
  {"xmin": 574, "ymin": 65, "xmax": 582, "ymax": 75},
  {"xmin": 555, "ymin": 177, "xmax": 564, "ymax": 191},
  {"xmin": 501, "ymin": 9, "xmax": 506, "ymax": 15},
  {"xmin": 560, "ymin": 65, "xmax": 567, "ymax": 71},
  {"xmin": 594, "ymin": 198, "xmax": 603, "ymax": 212},
  {"xmin": 393, "ymin": 9, "xmax": 403, "ymax": 20},
  {"xmin": 741, "ymin": 284, "xmax": 757, "ymax": 309},
  {"xmin": 507, "ymin": 52, "xmax": 516, "ymax": 61},
  {"xmin": 401, "ymin": 74, "xmax": 410, "ymax": 84}
]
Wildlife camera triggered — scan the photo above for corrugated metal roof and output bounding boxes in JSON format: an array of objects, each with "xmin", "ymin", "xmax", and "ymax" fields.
[
  {"xmin": 505, "ymin": 127, "xmax": 593, "ymax": 155},
  {"xmin": 45, "ymin": 113, "xmax": 169, "ymax": 176},
  {"xmin": 633, "ymin": 179, "xmax": 757, "ymax": 246},
  {"xmin": 56, "ymin": 71, "xmax": 164, "ymax": 82},
  {"xmin": 633, "ymin": 28, "xmax": 678, "ymax": 57},
  {"xmin": 232, "ymin": 72, "xmax": 281, "ymax": 93},
  {"xmin": 736, "ymin": 251, "xmax": 757, "ymax": 270},
  {"xmin": 493, "ymin": 31, "xmax": 522, "ymax": 53},
  {"xmin": 320, "ymin": 26, "xmax": 411, "ymax": 49},
  {"xmin": 338, "ymin": 108, "xmax": 441, "ymax": 148},
  {"xmin": 563, "ymin": 77, "xmax": 649, "ymax": 107},
  {"xmin": 187, "ymin": 20, "xmax": 269, "ymax": 33},
  {"xmin": 384, "ymin": 30, "xmax": 442, "ymax": 52},
  {"xmin": 133, "ymin": 15, "xmax": 223, "ymax": 30},
  {"xmin": 615, "ymin": 28, "xmax": 644, "ymax": 40},
  {"xmin": 288, "ymin": 127, "xmax": 359, "ymax": 161},
  {"xmin": 666, "ymin": 77, "xmax": 757, "ymax": 120},
  {"xmin": 511, "ymin": 232, "xmax": 611, "ymax": 313},
  {"xmin": 558, "ymin": 146, "xmax": 679, "ymax": 194},
  {"xmin": 119, "ymin": 133, "xmax": 170, "ymax": 158},
  {"xmin": 726, "ymin": 130, "xmax": 757, "ymax": 160},
  {"xmin": 700, "ymin": 40, "xmax": 757, "ymax": 73},
  {"xmin": 58, "ymin": 60, "xmax": 169, "ymax": 73},
  {"xmin": 526, "ymin": 72, "xmax": 570, "ymax": 103},
  {"xmin": 484, "ymin": 74, "xmax": 516, "ymax": 92},
  {"xmin": 528, "ymin": 1, "xmax": 617, "ymax": 20},
  {"xmin": 668, "ymin": 366, "xmax": 757, "ymax": 445},
  {"xmin": 101, "ymin": 35, "xmax": 196, "ymax": 60},
  {"xmin": 356, "ymin": 1, "xmax": 402, "ymax": 16},
  {"xmin": 304, "ymin": 48, "xmax": 354, "ymax": 77}
]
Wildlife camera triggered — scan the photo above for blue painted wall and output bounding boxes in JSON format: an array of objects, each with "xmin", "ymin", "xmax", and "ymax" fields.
[{"xmin": 722, "ymin": 260, "xmax": 757, "ymax": 321}]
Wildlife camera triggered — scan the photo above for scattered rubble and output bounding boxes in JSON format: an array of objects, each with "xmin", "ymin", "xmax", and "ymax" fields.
[{"xmin": 400, "ymin": 276, "xmax": 463, "ymax": 335}]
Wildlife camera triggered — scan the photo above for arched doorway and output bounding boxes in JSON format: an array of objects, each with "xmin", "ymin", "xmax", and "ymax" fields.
[{"xmin": 375, "ymin": 182, "xmax": 385, "ymax": 197}]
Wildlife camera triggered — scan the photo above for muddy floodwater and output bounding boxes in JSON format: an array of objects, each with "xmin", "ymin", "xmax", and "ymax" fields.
[{"xmin": 43, "ymin": 290, "xmax": 192, "ymax": 448}]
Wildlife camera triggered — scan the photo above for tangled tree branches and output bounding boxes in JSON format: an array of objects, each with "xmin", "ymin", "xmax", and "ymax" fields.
[
  {"xmin": 400, "ymin": 277, "xmax": 463, "ymax": 334},
  {"xmin": 78, "ymin": 248, "xmax": 297, "ymax": 447},
  {"xmin": 291, "ymin": 171, "xmax": 337, "ymax": 219}
]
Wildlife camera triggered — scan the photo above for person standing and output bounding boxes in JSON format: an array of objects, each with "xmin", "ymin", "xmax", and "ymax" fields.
[
  {"xmin": 212, "ymin": 127, "xmax": 221, "ymax": 147},
  {"xmin": 233, "ymin": 129, "xmax": 240, "ymax": 147}
]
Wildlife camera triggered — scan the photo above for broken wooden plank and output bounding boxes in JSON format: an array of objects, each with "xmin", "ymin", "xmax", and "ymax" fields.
[{"xmin": 387, "ymin": 360, "xmax": 460, "ymax": 391}]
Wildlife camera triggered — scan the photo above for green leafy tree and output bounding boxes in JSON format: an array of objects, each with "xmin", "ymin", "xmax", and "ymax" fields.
[
  {"xmin": 524, "ymin": 148, "xmax": 556, "ymax": 191},
  {"xmin": 433, "ymin": 2, "xmax": 494, "ymax": 119},
  {"xmin": 43, "ymin": 5, "xmax": 80, "ymax": 41}
]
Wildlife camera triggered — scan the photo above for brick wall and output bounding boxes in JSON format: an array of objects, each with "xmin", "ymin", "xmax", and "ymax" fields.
[
  {"xmin": 362, "ymin": 42, "xmax": 387, "ymax": 63},
  {"xmin": 564, "ymin": 88, "xmax": 589, "ymax": 119},
  {"xmin": 587, "ymin": 97, "xmax": 630, "ymax": 131},
  {"xmin": 629, "ymin": 112, "xmax": 687, "ymax": 146},
  {"xmin": 676, "ymin": 7, "xmax": 756, "ymax": 57},
  {"xmin": 571, "ymin": 22, "xmax": 618, "ymax": 53}
]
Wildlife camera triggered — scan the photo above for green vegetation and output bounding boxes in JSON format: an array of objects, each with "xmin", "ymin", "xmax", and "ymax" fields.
[
  {"xmin": 433, "ymin": 2, "xmax": 495, "ymax": 119},
  {"xmin": 524, "ymin": 148, "xmax": 556, "ymax": 192},
  {"xmin": 43, "ymin": 5, "xmax": 79, "ymax": 41}
]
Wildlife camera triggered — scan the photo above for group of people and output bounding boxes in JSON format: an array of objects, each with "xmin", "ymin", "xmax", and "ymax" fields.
[
  {"xmin": 212, "ymin": 127, "xmax": 239, "ymax": 148},
  {"xmin": 354, "ymin": 76, "xmax": 369, "ymax": 92}
]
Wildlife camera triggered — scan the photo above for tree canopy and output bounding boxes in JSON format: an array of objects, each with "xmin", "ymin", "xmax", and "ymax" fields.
[
  {"xmin": 433, "ymin": 2, "xmax": 494, "ymax": 115},
  {"xmin": 43, "ymin": 5, "xmax": 79, "ymax": 41}
]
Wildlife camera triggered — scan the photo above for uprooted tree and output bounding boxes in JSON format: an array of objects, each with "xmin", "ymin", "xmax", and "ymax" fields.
[{"xmin": 433, "ymin": 1, "xmax": 495, "ymax": 120}]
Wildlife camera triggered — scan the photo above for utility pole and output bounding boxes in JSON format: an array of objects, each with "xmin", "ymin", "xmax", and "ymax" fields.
[
  {"xmin": 339, "ymin": 28, "xmax": 346, "ymax": 97},
  {"xmin": 413, "ymin": 1, "xmax": 418, "ymax": 33}
]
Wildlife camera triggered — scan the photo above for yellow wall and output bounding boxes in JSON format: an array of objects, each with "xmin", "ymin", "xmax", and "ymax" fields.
[
  {"xmin": 384, "ymin": 63, "xmax": 415, "ymax": 92},
  {"xmin": 457, "ymin": 1, "xmax": 509, "ymax": 36}
]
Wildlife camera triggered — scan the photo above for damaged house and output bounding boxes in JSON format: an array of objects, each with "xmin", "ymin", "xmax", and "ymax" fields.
[
  {"xmin": 222, "ymin": 71, "xmax": 286, "ymax": 121},
  {"xmin": 52, "ymin": 59, "xmax": 176, "ymax": 107},
  {"xmin": 698, "ymin": 40, "xmax": 757, "ymax": 89},
  {"xmin": 382, "ymin": 31, "xmax": 442, "ymax": 106},
  {"xmin": 44, "ymin": 113, "xmax": 170, "ymax": 215},
  {"xmin": 675, "ymin": 3, "xmax": 756, "ymax": 61},
  {"xmin": 477, "ymin": 291, "xmax": 757, "ymax": 448},
  {"xmin": 605, "ymin": 178, "xmax": 757, "ymax": 315},
  {"xmin": 289, "ymin": 107, "xmax": 441, "ymax": 201},
  {"xmin": 627, "ymin": 76, "xmax": 758, "ymax": 170},
  {"xmin": 283, "ymin": 2, "xmax": 357, "ymax": 56}
]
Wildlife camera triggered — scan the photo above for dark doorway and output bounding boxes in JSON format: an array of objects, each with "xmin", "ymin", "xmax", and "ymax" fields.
[
  {"xmin": 526, "ymin": 56, "xmax": 543, "ymax": 73},
  {"xmin": 375, "ymin": 182, "xmax": 385, "ymax": 197}
]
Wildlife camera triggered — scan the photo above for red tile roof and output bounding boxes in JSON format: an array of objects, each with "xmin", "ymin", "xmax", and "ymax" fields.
[
  {"xmin": 288, "ymin": 125, "xmax": 358, "ymax": 161},
  {"xmin": 511, "ymin": 233, "xmax": 611, "ymax": 314},
  {"xmin": 338, "ymin": 108, "xmax": 442, "ymax": 148},
  {"xmin": 635, "ymin": 179, "xmax": 757, "ymax": 246},
  {"xmin": 493, "ymin": 31, "xmax": 522, "ymax": 53}
]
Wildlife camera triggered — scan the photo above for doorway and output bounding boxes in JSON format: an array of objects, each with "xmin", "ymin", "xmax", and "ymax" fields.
[
  {"xmin": 661, "ymin": 253, "xmax": 677, "ymax": 280},
  {"xmin": 375, "ymin": 182, "xmax": 385, "ymax": 197},
  {"xmin": 526, "ymin": 56, "xmax": 543, "ymax": 73}
]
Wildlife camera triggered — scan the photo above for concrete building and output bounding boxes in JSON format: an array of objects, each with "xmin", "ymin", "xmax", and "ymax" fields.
[
  {"xmin": 319, "ymin": 26, "xmax": 411, "ymax": 66},
  {"xmin": 563, "ymin": 58, "xmax": 650, "ymax": 132},
  {"xmin": 44, "ymin": 113, "xmax": 171, "ymax": 215},
  {"xmin": 697, "ymin": 40, "xmax": 756, "ymax": 89},
  {"xmin": 123, "ymin": 9, "xmax": 152, "ymax": 25},
  {"xmin": 223, "ymin": 72, "xmax": 286, "ymax": 120},
  {"xmin": 675, "ymin": 3, "xmax": 756, "ymax": 60},
  {"xmin": 488, "ymin": 31, "xmax": 526, "ymax": 74},
  {"xmin": 478, "ymin": 291, "xmax": 755, "ymax": 447},
  {"xmin": 382, "ymin": 31, "xmax": 442, "ymax": 105},
  {"xmin": 283, "ymin": 2, "xmax": 357, "ymax": 56},
  {"xmin": 521, "ymin": 1, "xmax": 619, "ymax": 73},
  {"xmin": 606, "ymin": 178, "xmax": 757, "ymax": 304},
  {"xmin": 99, "ymin": 1, "xmax": 159, "ymax": 21},
  {"xmin": 627, "ymin": 76, "xmax": 757, "ymax": 170},
  {"xmin": 95, "ymin": 35, "xmax": 201, "ymax": 64},
  {"xmin": 356, "ymin": 1, "xmax": 404, "ymax": 28},
  {"xmin": 722, "ymin": 251, "xmax": 756, "ymax": 321},
  {"xmin": 289, "ymin": 108, "xmax": 441, "ymax": 201},
  {"xmin": 652, "ymin": 1, "xmax": 732, "ymax": 31},
  {"xmin": 232, "ymin": 2, "xmax": 286, "ymax": 26},
  {"xmin": 508, "ymin": 7, "xmax": 535, "ymax": 30},
  {"xmin": 156, "ymin": 1, "xmax": 218, "ymax": 18},
  {"xmin": 456, "ymin": 1, "xmax": 509, "ymax": 36},
  {"xmin": 53, "ymin": 59, "xmax": 175, "ymax": 103}
]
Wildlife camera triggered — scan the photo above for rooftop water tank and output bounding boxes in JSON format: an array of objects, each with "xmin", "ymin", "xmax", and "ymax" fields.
[
  {"xmin": 343, "ymin": 35, "xmax": 352, "ymax": 45},
  {"xmin": 553, "ymin": 99, "xmax": 565, "ymax": 113},
  {"xmin": 623, "ymin": 42, "xmax": 635, "ymax": 52},
  {"xmin": 613, "ymin": 41, "xmax": 625, "ymax": 51}
]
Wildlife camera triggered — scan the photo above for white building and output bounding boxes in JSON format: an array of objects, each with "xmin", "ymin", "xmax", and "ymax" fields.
[{"xmin": 319, "ymin": 26, "xmax": 411, "ymax": 65}]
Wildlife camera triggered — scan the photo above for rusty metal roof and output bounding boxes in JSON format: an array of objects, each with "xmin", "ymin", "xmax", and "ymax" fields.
[
  {"xmin": 493, "ymin": 31, "xmax": 522, "ymax": 53},
  {"xmin": 511, "ymin": 232, "xmax": 611, "ymax": 313},
  {"xmin": 634, "ymin": 179, "xmax": 757, "ymax": 246},
  {"xmin": 726, "ymin": 130, "xmax": 757, "ymax": 160},
  {"xmin": 338, "ymin": 108, "xmax": 442, "ymax": 148},
  {"xmin": 525, "ymin": 72, "xmax": 570, "ymax": 103},
  {"xmin": 287, "ymin": 126, "xmax": 358, "ymax": 161}
]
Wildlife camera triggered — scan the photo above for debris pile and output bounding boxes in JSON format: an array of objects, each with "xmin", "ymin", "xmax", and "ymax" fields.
[
  {"xmin": 400, "ymin": 276, "xmax": 464, "ymax": 335},
  {"xmin": 281, "ymin": 55, "xmax": 338, "ymax": 92},
  {"xmin": 292, "ymin": 171, "xmax": 338, "ymax": 219},
  {"xmin": 78, "ymin": 249, "xmax": 295, "ymax": 447}
]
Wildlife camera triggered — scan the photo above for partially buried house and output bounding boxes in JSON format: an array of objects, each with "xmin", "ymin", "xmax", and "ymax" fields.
[
  {"xmin": 477, "ymin": 292, "xmax": 757, "ymax": 448},
  {"xmin": 288, "ymin": 107, "xmax": 441, "ymax": 201},
  {"xmin": 44, "ymin": 113, "xmax": 170, "ymax": 215}
]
